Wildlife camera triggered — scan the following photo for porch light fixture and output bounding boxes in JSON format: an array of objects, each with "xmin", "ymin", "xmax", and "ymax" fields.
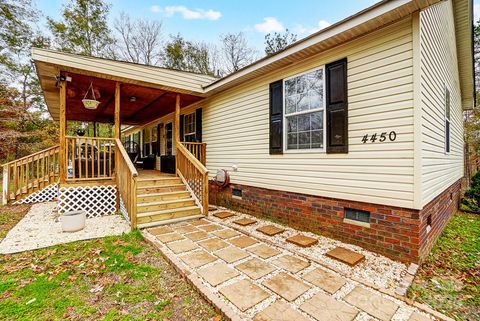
[
  {"xmin": 129, "ymin": 96, "xmax": 137, "ymax": 102},
  {"xmin": 82, "ymin": 81, "xmax": 100, "ymax": 110}
]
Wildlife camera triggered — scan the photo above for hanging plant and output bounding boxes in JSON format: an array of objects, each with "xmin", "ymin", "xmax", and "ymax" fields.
[{"xmin": 82, "ymin": 81, "xmax": 100, "ymax": 110}]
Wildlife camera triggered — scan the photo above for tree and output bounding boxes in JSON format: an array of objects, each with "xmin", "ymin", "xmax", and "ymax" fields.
[
  {"xmin": 220, "ymin": 32, "xmax": 257, "ymax": 74},
  {"xmin": 0, "ymin": 82, "xmax": 58, "ymax": 162},
  {"xmin": 163, "ymin": 34, "xmax": 219, "ymax": 76},
  {"xmin": 114, "ymin": 12, "xmax": 163, "ymax": 65},
  {"xmin": 264, "ymin": 29, "xmax": 297, "ymax": 55},
  {"xmin": 47, "ymin": 0, "xmax": 114, "ymax": 57}
]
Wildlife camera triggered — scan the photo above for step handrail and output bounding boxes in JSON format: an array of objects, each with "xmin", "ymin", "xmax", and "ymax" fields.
[
  {"xmin": 115, "ymin": 138, "xmax": 138, "ymax": 228},
  {"xmin": 176, "ymin": 142, "xmax": 209, "ymax": 214}
]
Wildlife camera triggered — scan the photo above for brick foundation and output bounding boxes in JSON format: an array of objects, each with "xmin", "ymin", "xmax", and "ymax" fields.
[{"xmin": 209, "ymin": 178, "xmax": 463, "ymax": 263}]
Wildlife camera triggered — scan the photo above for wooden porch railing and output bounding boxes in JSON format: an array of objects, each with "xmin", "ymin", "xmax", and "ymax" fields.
[
  {"xmin": 115, "ymin": 138, "xmax": 138, "ymax": 228},
  {"xmin": 65, "ymin": 136, "xmax": 116, "ymax": 181},
  {"xmin": 2, "ymin": 145, "xmax": 60, "ymax": 205},
  {"xmin": 182, "ymin": 142, "xmax": 206, "ymax": 165},
  {"xmin": 176, "ymin": 142, "xmax": 209, "ymax": 214}
]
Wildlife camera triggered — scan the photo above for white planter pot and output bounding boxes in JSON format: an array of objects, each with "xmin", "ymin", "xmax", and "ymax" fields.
[{"xmin": 61, "ymin": 210, "xmax": 86, "ymax": 232}]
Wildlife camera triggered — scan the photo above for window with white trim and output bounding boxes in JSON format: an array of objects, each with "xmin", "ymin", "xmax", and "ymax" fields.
[
  {"xmin": 184, "ymin": 112, "xmax": 196, "ymax": 142},
  {"xmin": 284, "ymin": 68, "xmax": 325, "ymax": 151},
  {"xmin": 445, "ymin": 87, "xmax": 450, "ymax": 153}
]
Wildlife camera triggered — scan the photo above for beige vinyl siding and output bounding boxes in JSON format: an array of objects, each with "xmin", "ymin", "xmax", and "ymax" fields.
[
  {"xmin": 419, "ymin": 1, "xmax": 464, "ymax": 206},
  {"xmin": 202, "ymin": 18, "xmax": 415, "ymax": 208}
]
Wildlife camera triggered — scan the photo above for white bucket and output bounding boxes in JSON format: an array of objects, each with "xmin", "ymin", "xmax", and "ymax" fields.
[{"xmin": 61, "ymin": 210, "xmax": 86, "ymax": 232}]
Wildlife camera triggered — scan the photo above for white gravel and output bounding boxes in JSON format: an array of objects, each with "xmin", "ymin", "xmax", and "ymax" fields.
[
  {"xmin": 0, "ymin": 202, "xmax": 130, "ymax": 254},
  {"xmin": 208, "ymin": 207, "xmax": 409, "ymax": 291}
]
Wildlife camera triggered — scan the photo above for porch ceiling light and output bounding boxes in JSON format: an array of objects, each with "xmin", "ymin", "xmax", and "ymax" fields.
[
  {"xmin": 129, "ymin": 96, "xmax": 137, "ymax": 102},
  {"xmin": 82, "ymin": 81, "xmax": 100, "ymax": 110}
]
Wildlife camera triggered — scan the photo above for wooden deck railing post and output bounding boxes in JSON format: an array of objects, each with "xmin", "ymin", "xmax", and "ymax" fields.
[
  {"xmin": 59, "ymin": 79, "xmax": 67, "ymax": 184},
  {"xmin": 2, "ymin": 165, "xmax": 8, "ymax": 205}
]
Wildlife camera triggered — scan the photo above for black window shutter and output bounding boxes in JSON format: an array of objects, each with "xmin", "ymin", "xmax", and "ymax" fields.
[
  {"xmin": 269, "ymin": 80, "xmax": 283, "ymax": 154},
  {"xmin": 326, "ymin": 58, "xmax": 348, "ymax": 153},
  {"xmin": 179, "ymin": 114, "xmax": 185, "ymax": 142},
  {"xmin": 156, "ymin": 124, "xmax": 161, "ymax": 156},
  {"xmin": 195, "ymin": 108, "xmax": 202, "ymax": 142}
]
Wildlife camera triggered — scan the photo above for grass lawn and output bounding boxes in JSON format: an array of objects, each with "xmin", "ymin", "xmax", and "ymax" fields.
[
  {"xmin": 407, "ymin": 212, "xmax": 480, "ymax": 321},
  {"xmin": 0, "ymin": 226, "xmax": 218, "ymax": 320},
  {"xmin": 0, "ymin": 204, "xmax": 31, "ymax": 240}
]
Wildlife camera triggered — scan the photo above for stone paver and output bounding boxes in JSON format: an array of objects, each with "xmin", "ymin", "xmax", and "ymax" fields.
[
  {"xmin": 213, "ymin": 229, "xmax": 240, "ymax": 239},
  {"xmin": 184, "ymin": 231, "xmax": 209, "ymax": 241},
  {"xmin": 219, "ymin": 279, "xmax": 270, "ymax": 312},
  {"xmin": 247, "ymin": 244, "xmax": 280, "ymax": 259},
  {"xmin": 173, "ymin": 225, "xmax": 198, "ymax": 234},
  {"xmin": 166, "ymin": 239, "xmax": 198, "ymax": 254},
  {"xmin": 198, "ymin": 224, "xmax": 223, "ymax": 232},
  {"xmin": 230, "ymin": 235, "xmax": 258, "ymax": 248},
  {"xmin": 215, "ymin": 246, "xmax": 250, "ymax": 263},
  {"xmin": 300, "ymin": 292, "xmax": 358, "ymax": 321},
  {"xmin": 286, "ymin": 234, "xmax": 318, "ymax": 247},
  {"xmin": 263, "ymin": 272, "xmax": 310, "ymax": 302},
  {"xmin": 256, "ymin": 225, "xmax": 285, "ymax": 236},
  {"xmin": 156, "ymin": 232, "xmax": 185, "ymax": 243},
  {"xmin": 302, "ymin": 268, "xmax": 346, "ymax": 294},
  {"xmin": 198, "ymin": 238, "xmax": 229, "ymax": 251},
  {"xmin": 180, "ymin": 250, "xmax": 217, "ymax": 268},
  {"xmin": 408, "ymin": 312, "xmax": 432, "ymax": 321},
  {"xmin": 343, "ymin": 286, "xmax": 399, "ymax": 321},
  {"xmin": 213, "ymin": 211, "xmax": 235, "ymax": 219},
  {"xmin": 272, "ymin": 255, "xmax": 310, "ymax": 273},
  {"xmin": 233, "ymin": 218, "xmax": 257, "ymax": 226},
  {"xmin": 325, "ymin": 247, "xmax": 365, "ymax": 266},
  {"xmin": 189, "ymin": 219, "xmax": 210, "ymax": 226},
  {"xmin": 149, "ymin": 226, "xmax": 173, "ymax": 235},
  {"xmin": 197, "ymin": 262, "xmax": 239, "ymax": 286},
  {"xmin": 236, "ymin": 258, "xmax": 276, "ymax": 280},
  {"xmin": 253, "ymin": 301, "xmax": 310, "ymax": 321}
]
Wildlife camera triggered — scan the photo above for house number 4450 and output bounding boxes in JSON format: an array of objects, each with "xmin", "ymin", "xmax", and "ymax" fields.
[{"xmin": 361, "ymin": 131, "xmax": 397, "ymax": 144}]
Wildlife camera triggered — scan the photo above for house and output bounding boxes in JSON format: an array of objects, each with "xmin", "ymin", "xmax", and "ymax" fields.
[{"xmin": 2, "ymin": 0, "xmax": 474, "ymax": 262}]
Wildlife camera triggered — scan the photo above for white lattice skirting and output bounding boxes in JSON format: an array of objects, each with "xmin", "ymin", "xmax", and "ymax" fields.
[
  {"xmin": 14, "ymin": 183, "xmax": 59, "ymax": 204},
  {"xmin": 58, "ymin": 185, "xmax": 117, "ymax": 218},
  {"xmin": 119, "ymin": 194, "xmax": 130, "ymax": 223}
]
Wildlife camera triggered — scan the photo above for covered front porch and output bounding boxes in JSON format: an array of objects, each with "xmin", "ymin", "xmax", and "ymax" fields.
[{"xmin": 2, "ymin": 48, "xmax": 213, "ymax": 228}]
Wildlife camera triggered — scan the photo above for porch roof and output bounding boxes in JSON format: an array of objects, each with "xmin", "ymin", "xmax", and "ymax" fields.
[{"xmin": 32, "ymin": 48, "xmax": 215, "ymax": 124}]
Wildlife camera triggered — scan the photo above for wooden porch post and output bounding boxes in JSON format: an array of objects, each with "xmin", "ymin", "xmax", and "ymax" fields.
[
  {"xmin": 114, "ymin": 82, "xmax": 121, "ymax": 211},
  {"xmin": 114, "ymin": 82, "xmax": 121, "ymax": 140},
  {"xmin": 174, "ymin": 94, "xmax": 180, "ymax": 175},
  {"xmin": 59, "ymin": 80, "xmax": 67, "ymax": 184}
]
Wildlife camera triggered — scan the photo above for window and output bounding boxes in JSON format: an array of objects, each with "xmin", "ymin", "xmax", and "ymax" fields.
[
  {"xmin": 184, "ymin": 112, "xmax": 196, "ymax": 142},
  {"xmin": 232, "ymin": 188, "xmax": 242, "ymax": 199},
  {"xmin": 284, "ymin": 68, "xmax": 325, "ymax": 151},
  {"xmin": 344, "ymin": 208, "xmax": 370, "ymax": 224},
  {"xmin": 445, "ymin": 87, "xmax": 450, "ymax": 153}
]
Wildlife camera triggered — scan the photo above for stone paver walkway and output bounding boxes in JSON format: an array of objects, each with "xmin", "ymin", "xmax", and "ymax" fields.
[
  {"xmin": 143, "ymin": 215, "xmax": 453, "ymax": 321},
  {"xmin": 0, "ymin": 202, "xmax": 129, "ymax": 254}
]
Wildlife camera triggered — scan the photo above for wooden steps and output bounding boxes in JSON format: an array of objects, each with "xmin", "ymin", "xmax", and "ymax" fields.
[{"xmin": 135, "ymin": 172, "xmax": 203, "ymax": 228}]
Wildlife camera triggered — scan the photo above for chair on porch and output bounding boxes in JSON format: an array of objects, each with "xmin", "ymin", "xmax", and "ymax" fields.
[{"xmin": 124, "ymin": 141, "xmax": 140, "ymax": 165}]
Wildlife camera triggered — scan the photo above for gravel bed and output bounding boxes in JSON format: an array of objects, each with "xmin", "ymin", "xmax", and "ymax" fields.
[
  {"xmin": 0, "ymin": 202, "xmax": 130, "ymax": 254},
  {"xmin": 207, "ymin": 207, "xmax": 408, "ymax": 291}
]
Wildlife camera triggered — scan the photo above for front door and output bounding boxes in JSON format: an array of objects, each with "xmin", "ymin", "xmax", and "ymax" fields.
[{"xmin": 161, "ymin": 122, "xmax": 175, "ymax": 173}]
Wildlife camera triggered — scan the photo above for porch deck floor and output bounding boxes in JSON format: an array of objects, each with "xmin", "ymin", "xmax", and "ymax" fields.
[{"xmin": 137, "ymin": 170, "xmax": 176, "ymax": 179}]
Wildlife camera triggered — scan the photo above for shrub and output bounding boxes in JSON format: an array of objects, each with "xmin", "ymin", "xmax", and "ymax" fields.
[{"xmin": 461, "ymin": 172, "xmax": 480, "ymax": 213}]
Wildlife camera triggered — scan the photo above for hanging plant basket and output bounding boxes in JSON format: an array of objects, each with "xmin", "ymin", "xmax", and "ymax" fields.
[
  {"xmin": 82, "ymin": 81, "xmax": 100, "ymax": 110},
  {"xmin": 82, "ymin": 99, "xmax": 100, "ymax": 110}
]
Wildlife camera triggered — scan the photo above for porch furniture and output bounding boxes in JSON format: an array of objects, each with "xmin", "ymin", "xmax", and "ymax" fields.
[
  {"xmin": 161, "ymin": 155, "xmax": 176, "ymax": 174},
  {"xmin": 124, "ymin": 140, "xmax": 140, "ymax": 164},
  {"xmin": 142, "ymin": 154, "xmax": 156, "ymax": 170}
]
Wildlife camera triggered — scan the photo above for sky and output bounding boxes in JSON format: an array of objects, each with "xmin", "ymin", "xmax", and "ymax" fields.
[{"xmin": 34, "ymin": 0, "xmax": 383, "ymax": 51}]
